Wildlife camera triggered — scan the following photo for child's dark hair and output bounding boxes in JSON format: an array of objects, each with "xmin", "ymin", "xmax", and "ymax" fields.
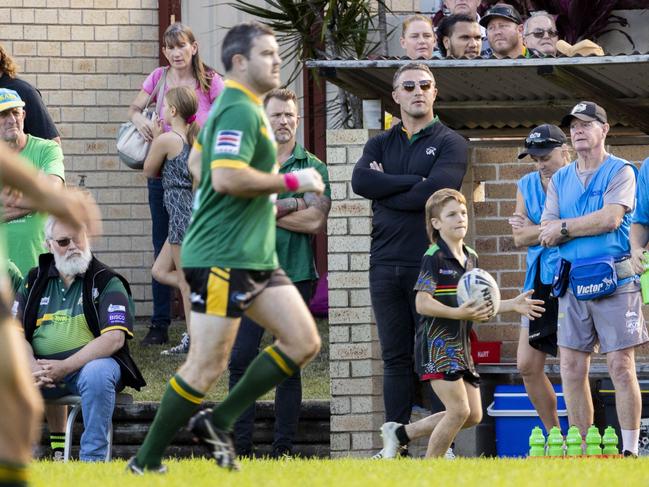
[
  {"xmin": 425, "ymin": 188, "xmax": 467, "ymax": 243},
  {"xmin": 165, "ymin": 86, "xmax": 199, "ymax": 147}
]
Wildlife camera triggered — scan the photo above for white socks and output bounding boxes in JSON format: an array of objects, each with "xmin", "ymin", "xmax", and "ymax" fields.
[{"xmin": 621, "ymin": 428, "xmax": 640, "ymax": 455}]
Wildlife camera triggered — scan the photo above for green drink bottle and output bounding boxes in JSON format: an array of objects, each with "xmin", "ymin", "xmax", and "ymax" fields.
[
  {"xmin": 529, "ymin": 426, "xmax": 546, "ymax": 457},
  {"xmin": 547, "ymin": 426, "xmax": 564, "ymax": 456},
  {"xmin": 566, "ymin": 426, "xmax": 582, "ymax": 456},
  {"xmin": 585, "ymin": 425, "xmax": 602, "ymax": 456},
  {"xmin": 602, "ymin": 426, "xmax": 619, "ymax": 455}
]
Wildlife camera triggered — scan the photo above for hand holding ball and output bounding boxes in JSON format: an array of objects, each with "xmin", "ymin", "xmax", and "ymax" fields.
[{"xmin": 456, "ymin": 268, "xmax": 501, "ymax": 320}]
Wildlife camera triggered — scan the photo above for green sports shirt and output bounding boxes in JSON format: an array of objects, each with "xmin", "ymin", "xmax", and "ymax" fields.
[
  {"xmin": 15, "ymin": 268, "xmax": 135, "ymax": 359},
  {"xmin": 276, "ymin": 144, "xmax": 331, "ymax": 282},
  {"xmin": 2, "ymin": 135, "xmax": 65, "ymax": 275},
  {"xmin": 181, "ymin": 80, "xmax": 279, "ymax": 270}
]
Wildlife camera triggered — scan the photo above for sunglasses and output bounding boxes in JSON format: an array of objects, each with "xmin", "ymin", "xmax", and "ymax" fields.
[
  {"xmin": 525, "ymin": 136, "xmax": 563, "ymax": 147},
  {"xmin": 53, "ymin": 238, "xmax": 74, "ymax": 247},
  {"xmin": 525, "ymin": 29, "xmax": 559, "ymax": 39},
  {"xmin": 399, "ymin": 80, "xmax": 433, "ymax": 92}
]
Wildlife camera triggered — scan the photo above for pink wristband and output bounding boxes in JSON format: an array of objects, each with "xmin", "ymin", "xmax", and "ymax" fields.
[{"xmin": 284, "ymin": 172, "xmax": 299, "ymax": 192}]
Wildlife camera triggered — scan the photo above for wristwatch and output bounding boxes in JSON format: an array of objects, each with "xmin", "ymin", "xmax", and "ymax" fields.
[{"xmin": 560, "ymin": 221, "xmax": 569, "ymax": 237}]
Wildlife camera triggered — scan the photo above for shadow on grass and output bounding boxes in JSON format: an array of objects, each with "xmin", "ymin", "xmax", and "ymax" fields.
[{"xmin": 128, "ymin": 318, "xmax": 329, "ymax": 402}]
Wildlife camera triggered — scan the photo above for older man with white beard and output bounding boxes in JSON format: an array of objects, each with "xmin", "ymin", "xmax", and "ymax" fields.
[{"xmin": 14, "ymin": 216, "xmax": 145, "ymax": 462}]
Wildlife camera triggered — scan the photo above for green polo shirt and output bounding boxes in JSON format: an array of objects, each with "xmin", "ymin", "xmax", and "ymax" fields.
[
  {"xmin": 16, "ymin": 263, "xmax": 135, "ymax": 359},
  {"xmin": 276, "ymin": 144, "xmax": 331, "ymax": 282},
  {"xmin": 2, "ymin": 135, "xmax": 65, "ymax": 275}
]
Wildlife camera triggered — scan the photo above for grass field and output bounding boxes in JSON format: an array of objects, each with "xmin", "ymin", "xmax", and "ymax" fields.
[
  {"xmin": 128, "ymin": 318, "xmax": 329, "ymax": 401},
  {"xmin": 30, "ymin": 457, "xmax": 649, "ymax": 487}
]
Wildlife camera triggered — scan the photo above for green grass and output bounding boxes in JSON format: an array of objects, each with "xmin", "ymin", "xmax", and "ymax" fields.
[
  {"xmin": 128, "ymin": 318, "xmax": 329, "ymax": 402},
  {"xmin": 30, "ymin": 457, "xmax": 649, "ymax": 487}
]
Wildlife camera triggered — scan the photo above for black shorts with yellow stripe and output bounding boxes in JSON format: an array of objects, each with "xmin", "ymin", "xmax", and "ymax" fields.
[{"xmin": 183, "ymin": 267, "xmax": 291, "ymax": 318}]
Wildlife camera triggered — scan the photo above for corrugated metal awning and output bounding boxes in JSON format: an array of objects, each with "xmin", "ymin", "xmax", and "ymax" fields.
[{"xmin": 306, "ymin": 55, "xmax": 649, "ymax": 140}]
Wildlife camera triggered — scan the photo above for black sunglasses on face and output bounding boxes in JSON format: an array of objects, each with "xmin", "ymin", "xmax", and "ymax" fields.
[
  {"xmin": 525, "ymin": 136, "xmax": 563, "ymax": 147},
  {"xmin": 525, "ymin": 29, "xmax": 559, "ymax": 39},
  {"xmin": 53, "ymin": 238, "xmax": 72, "ymax": 247},
  {"xmin": 399, "ymin": 80, "xmax": 433, "ymax": 92}
]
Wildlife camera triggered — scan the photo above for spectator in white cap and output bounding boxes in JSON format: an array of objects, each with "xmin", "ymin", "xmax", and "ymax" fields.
[{"xmin": 540, "ymin": 101, "xmax": 647, "ymax": 457}]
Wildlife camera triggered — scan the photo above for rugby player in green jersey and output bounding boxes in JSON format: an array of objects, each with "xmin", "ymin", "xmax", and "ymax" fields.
[
  {"xmin": 130, "ymin": 22, "xmax": 324, "ymax": 473},
  {"xmin": 0, "ymin": 141, "xmax": 101, "ymax": 487}
]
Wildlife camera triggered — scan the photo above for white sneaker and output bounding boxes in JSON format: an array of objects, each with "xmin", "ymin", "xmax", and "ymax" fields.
[
  {"xmin": 371, "ymin": 449, "xmax": 386, "ymax": 459},
  {"xmin": 380, "ymin": 422, "xmax": 403, "ymax": 459},
  {"xmin": 161, "ymin": 332, "xmax": 190, "ymax": 355},
  {"xmin": 445, "ymin": 447, "xmax": 456, "ymax": 460}
]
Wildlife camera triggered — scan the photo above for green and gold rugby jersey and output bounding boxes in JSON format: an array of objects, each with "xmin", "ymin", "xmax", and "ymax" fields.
[
  {"xmin": 15, "ymin": 269, "xmax": 134, "ymax": 359},
  {"xmin": 182, "ymin": 80, "xmax": 279, "ymax": 270}
]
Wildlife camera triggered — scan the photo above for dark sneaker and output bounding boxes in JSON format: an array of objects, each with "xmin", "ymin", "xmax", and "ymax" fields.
[
  {"xmin": 140, "ymin": 327, "xmax": 168, "ymax": 346},
  {"xmin": 161, "ymin": 332, "xmax": 189, "ymax": 355},
  {"xmin": 126, "ymin": 456, "xmax": 167, "ymax": 475},
  {"xmin": 623, "ymin": 450, "xmax": 638, "ymax": 458},
  {"xmin": 188, "ymin": 409, "xmax": 240, "ymax": 471}
]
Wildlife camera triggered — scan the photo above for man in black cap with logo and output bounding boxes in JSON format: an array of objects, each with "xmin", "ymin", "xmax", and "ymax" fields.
[
  {"xmin": 539, "ymin": 101, "xmax": 647, "ymax": 457},
  {"xmin": 480, "ymin": 3, "xmax": 529, "ymax": 58},
  {"xmin": 510, "ymin": 124, "xmax": 570, "ymax": 433}
]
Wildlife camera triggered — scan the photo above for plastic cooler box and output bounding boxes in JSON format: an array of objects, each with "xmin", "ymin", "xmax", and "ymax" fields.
[{"xmin": 487, "ymin": 384, "xmax": 569, "ymax": 457}]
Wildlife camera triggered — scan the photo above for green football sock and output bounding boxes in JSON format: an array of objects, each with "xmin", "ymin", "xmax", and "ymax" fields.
[
  {"xmin": 0, "ymin": 460, "xmax": 27, "ymax": 487},
  {"xmin": 212, "ymin": 345, "xmax": 299, "ymax": 431},
  {"xmin": 50, "ymin": 432, "xmax": 65, "ymax": 454},
  {"xmin": 136, "ymin": 374, "xmax": 204, "ymax": 468}
]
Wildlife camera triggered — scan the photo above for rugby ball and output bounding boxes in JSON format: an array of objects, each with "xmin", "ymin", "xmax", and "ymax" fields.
[{"xmin": 456, "ymin": 268, "xmax": 500, "ymax": 318}]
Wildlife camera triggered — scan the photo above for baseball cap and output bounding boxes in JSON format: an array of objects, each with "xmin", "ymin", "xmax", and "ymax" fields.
[
  {"xmin": 560, "ymin": 101, "xmax": 607, "ymax": 126},
  {"xmin": 479, "ymin": 3, "xmax": 523, "ymax": 28},
  {"xmin": 517, "ymin": 124, "xmax": 567, "ymax": 159},
  {"xmin": 0, "ymin": 88, "xmax": 25, "ymax": 112}
]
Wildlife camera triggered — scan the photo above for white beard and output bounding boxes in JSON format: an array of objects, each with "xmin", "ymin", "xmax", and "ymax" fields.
[{"xmin": 54, "ymin": 247, "xmax": 92, "ymax": 277}]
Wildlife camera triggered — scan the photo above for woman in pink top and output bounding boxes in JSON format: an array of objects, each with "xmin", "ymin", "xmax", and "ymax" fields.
[{"xmin": 127, "ymin": 23, "xmax": 224, "ymax": 352}]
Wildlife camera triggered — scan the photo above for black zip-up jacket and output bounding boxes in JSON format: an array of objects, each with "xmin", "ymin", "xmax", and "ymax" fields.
[
  {"xmin": 351, "ymin": 119, "xmax": 468, "ymax": 267},
  {"xmin": 19, "ymin": 253, "xmax": 146, "ymax": 390}
]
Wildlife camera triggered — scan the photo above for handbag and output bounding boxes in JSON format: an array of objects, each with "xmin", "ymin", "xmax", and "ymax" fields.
[{"xmin": 116, "ymin": 68, "xmax": 168, "ymax": 170}]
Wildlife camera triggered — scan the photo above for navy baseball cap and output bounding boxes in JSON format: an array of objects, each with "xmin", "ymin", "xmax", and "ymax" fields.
[
  {"xmin": 560, "ymin": 101, "xmax": 607, "ymax": 126},
  {"xmin": 479, "ymin": 3, "xmax": 523, "ymax": 27},
  {"xmin": 518, "ymin": 124, "xmax": 567, "ymax": 159}
]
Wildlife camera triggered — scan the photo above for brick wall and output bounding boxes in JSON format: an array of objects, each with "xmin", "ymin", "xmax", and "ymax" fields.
[
  {"xmin": 1, "ymin": 0, "xmax": 159, "ymax": 316},
  {"xmin": 328, "ymin": 129, "xmax": 649, "ymax": 455}
]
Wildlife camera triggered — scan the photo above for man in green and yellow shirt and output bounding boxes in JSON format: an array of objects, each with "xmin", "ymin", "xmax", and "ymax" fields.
[
  {"xmin": 131, "ymin": 22, "xmax": 325, "ymax": 474},
  {"xmin": 228, "ymin": 88, "xmax": 331, "ymax": 457}
]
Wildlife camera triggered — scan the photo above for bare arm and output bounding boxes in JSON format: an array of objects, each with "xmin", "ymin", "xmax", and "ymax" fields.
[
  {"xmin": 415, "ymin": 291, "xmax": 493, "ymax": 322},
  {"xmin": 2, "ymin": 174, "xmax": 64, "ymax": 221},
  {"xmin": 630, "ymin": 223, "xmax": 649, "ymax": 274},
  {"xmin": 498, "ymin": 290, "xmax": 545, "ymax": 319},
  {"xmin": 143, "ymin": 129, "xmax": 175, "ymax": 178},
  {"xmin": 277, "ymin": 192, "xmax": 332, "ymax": 234},
  {"xmin": 212, "ymin": 166, "xmax": 288, "ymax": 198},
  {"xmin": 540, "ymin": 204, "xmax": 625, "ymax": 247},
  {"xmin": 0, "ymin": 142, "xmax": 102, "ymax": 236},
  {"xmin": 188, "ymin": 146, "xmax": 202, "ymax": 187},
  {"xmin": 128, "ymin": 89, "xmax": 155, "ymax": 142},
  {"xmin": 509, "ymin": 188, "xmax": 541, "ymax": 248}
]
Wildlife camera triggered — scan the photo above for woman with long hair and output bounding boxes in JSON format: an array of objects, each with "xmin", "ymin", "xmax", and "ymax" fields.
[{"xmin": 128, "ymin": 23, "xmax": 224, "ymax": 352}]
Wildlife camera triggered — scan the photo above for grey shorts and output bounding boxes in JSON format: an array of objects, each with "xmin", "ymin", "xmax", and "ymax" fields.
[{"xmin": 557, "ymin": 281, "xmax": 649, "ymax": 353}]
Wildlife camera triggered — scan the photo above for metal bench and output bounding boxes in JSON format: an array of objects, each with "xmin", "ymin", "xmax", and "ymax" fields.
[{"xmin": 46, "ymin": 393, "xmax": 132, "ymax": 462}]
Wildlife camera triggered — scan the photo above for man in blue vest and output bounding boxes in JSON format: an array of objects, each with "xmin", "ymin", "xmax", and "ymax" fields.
[{"xmin": 540, "ymin": 101, "xmax": 648, "ymax": 457}]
